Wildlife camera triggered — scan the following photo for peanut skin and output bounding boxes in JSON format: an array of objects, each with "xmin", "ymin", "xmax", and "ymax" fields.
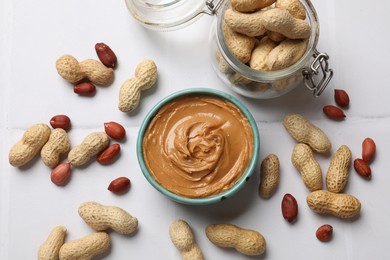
[
  {"xmin": 205, "ymin": 224, "xmax": 266, "ymax": 256},
  {"xmin": 78, "ymin": 201, "xmax": 138, "ymax": 235},
  {"xmin": 291, "ymin": 143, "xmax": 322, "ymax": 191},
  {"xmin": 41, "ymin": 128, "xmax": 71, "ymax": 168},
  {"xmin": 283, "ymin": 114, "xmax": 331, "ymax": 154},
  {"xmin": 169, "ymin": 219, "xmax": 204, "ymax": 260},
  {"xmin": 68, "ymin": 132, "xmax": 109, "ymax": 167},
  {"xmin": 118, "ymin": 60, "xmax": 158, "ymax": 113},
  {"xmin": 326, "ymin": 145, "xmax": 352, "ymax": 193},
  {"xmin": 362, "ymin": 137, "xmax": 376, "ymax": 163},
  {"xmin": 56, "ymin": 54, "xmax": 114, "ymax": 86},
  {"xmin": 58, "ymin": 232, "xmax": 110, "ymax": 260},
  {"xmin": 9, "ymin": 123, "xmax": 51, "ymax": 167},
  {"xmin": 316, "ymin": 224, "xmax": 333, "ymax": 242},
  {"xmin": 259, "ymin": 154, "xmax": 280, "ymax": 198},
  {"xmin": 282, "ymin": 193, "xmax": 298, "ymax": 223},
  {"xmin": 38, "ymin": 226, "xmax": 67, "ymax": 260},
  {"xmin": 307, "ymin": 190, "xmax": 361, "ymax": 219}
]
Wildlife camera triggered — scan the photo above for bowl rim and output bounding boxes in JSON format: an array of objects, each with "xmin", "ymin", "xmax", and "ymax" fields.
[{"xmin": 136, "ymin": 88, "xmax": 260, "ymax": 205}]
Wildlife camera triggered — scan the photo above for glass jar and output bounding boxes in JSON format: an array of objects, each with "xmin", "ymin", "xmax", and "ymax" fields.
[{"xmin": 125, "ymin": 0, "xmax": 333, "ymax": 99}]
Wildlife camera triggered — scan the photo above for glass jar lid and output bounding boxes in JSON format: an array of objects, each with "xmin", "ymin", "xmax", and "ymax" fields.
[{"xmin": 125, "ymin": 0, "xmax": 224, "ymax": 30}]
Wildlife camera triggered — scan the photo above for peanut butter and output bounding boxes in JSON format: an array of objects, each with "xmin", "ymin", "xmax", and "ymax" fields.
[{"xmin": 143, "ymin": 95, "xmax": 254, "ymax": 198}]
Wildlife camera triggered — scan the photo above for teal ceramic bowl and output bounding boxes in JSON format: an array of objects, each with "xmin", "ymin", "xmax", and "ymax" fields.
[{"xmin": 136, "ymin": 88, "xmax": 260, "ymax": 205}]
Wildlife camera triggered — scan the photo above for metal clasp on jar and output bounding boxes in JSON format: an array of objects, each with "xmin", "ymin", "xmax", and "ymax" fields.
[
  {"xmin": 302, "ymin": 50, "xmax": 333, "ymax": 97},
  {"xmin": 204, "ymin": 0, "xmax": 225, "ymax": 15}
]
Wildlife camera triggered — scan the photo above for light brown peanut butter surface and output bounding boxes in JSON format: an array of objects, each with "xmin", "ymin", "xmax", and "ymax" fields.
[{"xmin": 143, "ymin": 95, "xmax": 254, "ymax": 198}]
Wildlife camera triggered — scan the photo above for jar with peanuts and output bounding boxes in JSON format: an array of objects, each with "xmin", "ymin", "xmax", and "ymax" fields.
[{"xmin": 125, "ymin": 0, "xmax": 333, "ymax": 99}]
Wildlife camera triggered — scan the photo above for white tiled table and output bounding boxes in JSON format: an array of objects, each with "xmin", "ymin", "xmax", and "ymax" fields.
[{"xmin": 1, "ymin": 0, "xmax": 390, "ymax": 259}]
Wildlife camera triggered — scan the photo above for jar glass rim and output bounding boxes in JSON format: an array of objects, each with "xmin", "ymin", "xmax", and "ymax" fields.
[
  {"xmin": 216, "ymin": 0, "xmax": 320, "ymax": 81},
  {"xmin": 125, "ymin": 0, "xmax": 208, "ymax": 30}
]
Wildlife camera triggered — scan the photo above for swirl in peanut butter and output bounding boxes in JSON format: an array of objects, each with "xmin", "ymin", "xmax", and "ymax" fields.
[{"xmin": 143, "ymin": 95, "xmax": 254, "ymax": 198}]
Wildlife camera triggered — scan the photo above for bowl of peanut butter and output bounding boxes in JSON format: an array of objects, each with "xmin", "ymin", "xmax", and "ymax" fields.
[{"xmin": 137, "ymin": 88, "xmax": 260, "ymax": 205}]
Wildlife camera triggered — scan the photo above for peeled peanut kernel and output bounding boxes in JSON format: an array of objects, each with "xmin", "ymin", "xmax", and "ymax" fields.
[
  {"xmin": 50, "ymin": 115, "xmax": 71, "ymax": 131},
  {"xmin": 50, "ymin": 162, "xmax": 72, "ymax": 186},
  {"xmin": 316, "ymin": 224, "xmax": 333, "ymax": 242},
  {"xmin": 97, "ymin": 143, "xmax": 121, "ymax": 164},
  {"xmin": 74, "ymin": 82, "xmax": 96, "ymax": 95},
  {"xmin": 104, "ymin": 121, "xmax": 126, "ymax": 140},
  {"xmin": 95, "ymin": 42, "xmax": 117, "ymax": 68},
  {"xmin": 362, "ymin": 137, "xmax": 376, "ymax": 163},
  {"xmin": 107, "ymin": 176, "xmax": 130, "ymax": 194},
  {"xmin": 323, "ymin": 105, "xmax": 346, "ymax": 120},
  {"xmin": 281, "ymin": 193, "xmax": 298, "ymax": 223},
  {"xmin": 334, "ymin": 89, "xmax": 350, "ymax": 108},
  {"xmin": 354, "ymin": 158, "xmax": 371, "ymax": 179}
]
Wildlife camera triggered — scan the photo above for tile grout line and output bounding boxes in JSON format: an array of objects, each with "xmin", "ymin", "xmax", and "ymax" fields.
[{"xmin": 256, "ymin": 115, "xmax": 390, "ymax": 125}]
